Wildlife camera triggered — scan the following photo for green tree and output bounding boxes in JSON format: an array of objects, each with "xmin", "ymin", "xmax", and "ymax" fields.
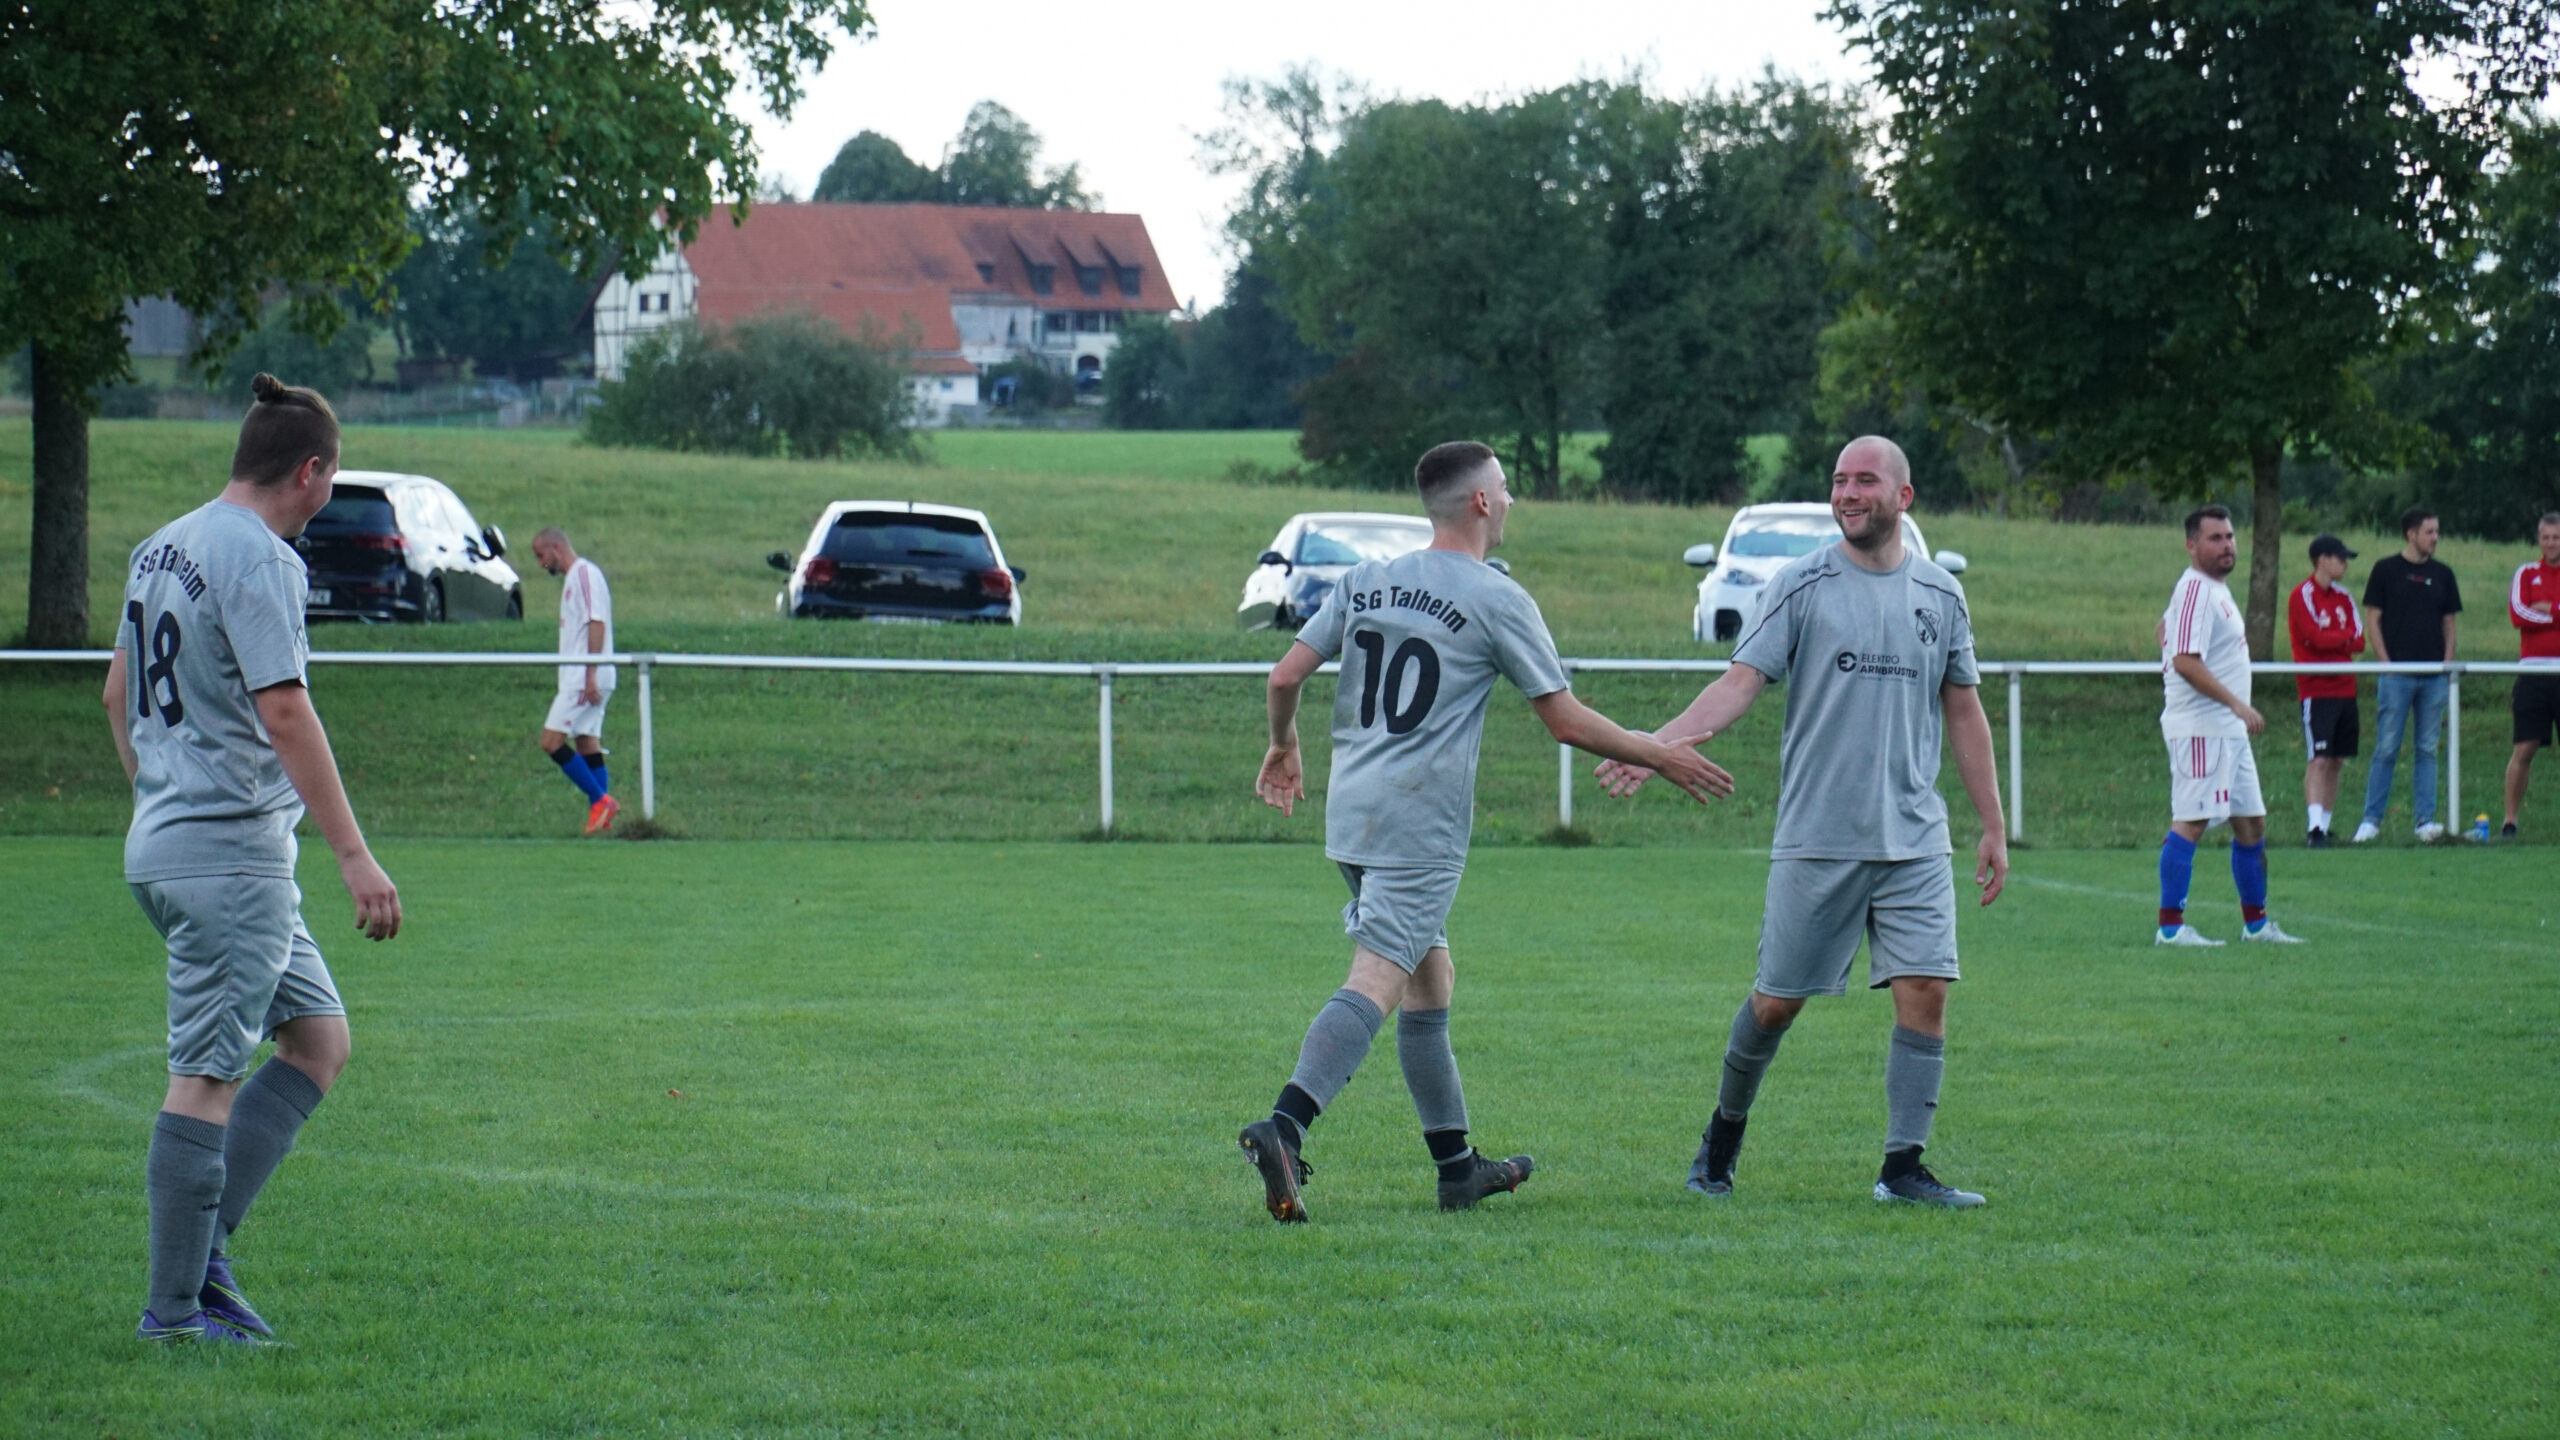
[
  {"xmin": 392, "ymin": 203, "xmax": 599, "ymax": 383},
  {"xmin": 1835, "ymin": 0, "xmax": 2557, "ymax": 653},
  {"xmin": 585, "ymin": 314, "xmax": 917, "ymax": 460},
  {"xmin": 2378, "ymin": 118, "xmax": 2560, "ymax": 538},
  {"xmin": 813, "ymin": 131, "xmax": 938, "ymax": 203},
  {"xmin": 1273, "ymin": 88, "xmax": 1613, "ymax": 491},
  {"xmin": 211, "ymin": 302, "xmax": 381, "ymax": 400},
  {"xmin": 0, "ymin": 0, "xmax": 864, "ymax": 646},
  {"xmin": 940, "ymin": 102, "xmax": 1094, "ymax": 210},
  {"xmin": 1594, "ymin": 79, "xmax": 1859, "ymax": 504}
]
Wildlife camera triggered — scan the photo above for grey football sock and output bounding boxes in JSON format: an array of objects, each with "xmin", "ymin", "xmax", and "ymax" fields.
[
  {"xmin": 146, "ymin": 1112, "xmax": 227, "ymax": 1320},
  {"xmin": 1286, "ymin": 988, "xmax": 1385, "ymax": 1110},
  {"xmin": 1884, "ymin": 1025, "xmax": 1946, "ymax": 1152},
  {"xmin": 1714, "ymin": 1000, "xmax": 1789, "ymax": 1121},
  {"xmin": 216, "ymin": 1058, "xmax": 325, "ymax": 1250},
  {"xmin": 1396, "ymin": 1007, "xmax": 1469, "ymax": 1136}
]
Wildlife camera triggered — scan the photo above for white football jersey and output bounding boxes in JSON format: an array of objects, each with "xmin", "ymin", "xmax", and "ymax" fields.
[
  {"xmin": 2161, "ymin": 566, "xmax": 2249, "ymax": 739},
  {"xmin": 557, "ymin": 556, "xmax": 616, "ymax": 691}
]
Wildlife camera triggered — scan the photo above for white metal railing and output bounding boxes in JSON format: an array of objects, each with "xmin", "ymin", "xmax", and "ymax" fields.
[{"xmin": 4, "ymin": 650, "xmax": 2542, "ymax": 841}]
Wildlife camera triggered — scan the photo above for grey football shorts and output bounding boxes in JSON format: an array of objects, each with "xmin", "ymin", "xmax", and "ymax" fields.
[
  {"xmin": 1336, "ymin": 862, "xmax": 1460, "ymax": 974},
  {"xmin": 131, "ymin": 875, "xmax": 344, "ymax": 1081},
  {"xmin": 1754, "ymin": 856, "xmax": 1961, "ymax": 999}
]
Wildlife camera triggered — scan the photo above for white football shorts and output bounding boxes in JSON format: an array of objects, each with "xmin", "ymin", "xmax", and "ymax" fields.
[
  {"xmin": 2166, "ymin": 733, "xmax": 2264, "ymax": 824},
  {"xmin": 543, "ymin": 685, "xmax": 613, "ymax": 738}
]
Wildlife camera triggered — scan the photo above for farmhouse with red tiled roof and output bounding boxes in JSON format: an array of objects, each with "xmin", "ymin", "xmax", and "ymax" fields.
[{"xmin": 591, "ymin": 202, "xmax": 1181, "ymax": 424}]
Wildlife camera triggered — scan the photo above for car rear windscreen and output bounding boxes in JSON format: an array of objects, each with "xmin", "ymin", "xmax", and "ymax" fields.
[
  {"xmin": 310, "ymin": 488, "xmax": 396, "ymax": 531},
  {"xmin": 1297, "ymin": 523, "xmax": 1429, "ymax": 566},
  {"xmin": 824, "ymin": 513, "xmax": 996, "ymax": 567}
]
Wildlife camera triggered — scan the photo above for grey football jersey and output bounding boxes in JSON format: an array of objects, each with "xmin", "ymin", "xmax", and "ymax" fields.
[
  {"xmin": 120, "ymin": 500, "xmax": 313, "ymax": 882},
  {"xmin": 1731, "ymin": 544, "xmax": 1979, "ymax": 861},
  {"xmin": 1297, "ymin": 548, "xmax": 1570, "ymax": 868}
]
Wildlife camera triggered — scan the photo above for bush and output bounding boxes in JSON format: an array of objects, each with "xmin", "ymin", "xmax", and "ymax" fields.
[{"xmin": 584, "ymin": 314, "xmax": 919, "ymax": 460}]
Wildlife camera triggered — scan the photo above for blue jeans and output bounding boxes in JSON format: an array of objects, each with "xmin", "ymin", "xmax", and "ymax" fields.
[{"xmin": 2361, "ymin": 672, "xmax": 2446, "ymax": 828}]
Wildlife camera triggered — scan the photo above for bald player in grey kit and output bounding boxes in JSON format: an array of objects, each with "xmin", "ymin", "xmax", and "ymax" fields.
[
  {"xmin": 1601, "ymin": 436, "xmax": 2008, "ymax": 1206},
  {"xmin": 1239, "ymin": 441, "xmax": 1736, "ymax": 1223}
]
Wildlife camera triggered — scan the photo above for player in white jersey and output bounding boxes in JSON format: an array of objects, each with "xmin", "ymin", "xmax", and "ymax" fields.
[
  {"xmin": 532, "ymin": 528, "xmax": 618, "ymax": 834},
  {"xmin": 2155, "ymin": 505, "xmax": 2302, "ymax": 946},
  {"xmin": 106, "ymin": 375, "xmax": 402, "ymax": 1345},
  {"xmin": 1237, "ymin": 441, "xmax": 1734, "ymax": 1223}
]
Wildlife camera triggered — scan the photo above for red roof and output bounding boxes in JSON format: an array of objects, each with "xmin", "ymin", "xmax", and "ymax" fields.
[{"xmin": 680, "ymin": 203, "xmax": 1180, "ymax": 366}]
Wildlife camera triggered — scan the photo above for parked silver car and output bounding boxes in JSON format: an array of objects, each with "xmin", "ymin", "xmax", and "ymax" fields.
[
  {"xmin": 1685, "ymin": 502, "xmax": 1968, "ymax": 643},
  {"xmin": 1237, "ymin": 512, "xmax": 1440, "ymax": 631}
]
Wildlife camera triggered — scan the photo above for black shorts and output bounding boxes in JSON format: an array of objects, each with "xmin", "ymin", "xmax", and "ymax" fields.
[
  {"xmin": 2302, "ymin": 696, "xmax": 2360, "ymax": 759},
  {"xmin": 2516, "ymin": 673, "xmax": 2560, "ymax": 746}
]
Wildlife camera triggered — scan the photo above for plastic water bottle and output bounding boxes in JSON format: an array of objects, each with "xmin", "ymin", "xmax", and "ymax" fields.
[{"xmin": 2472, "ymin": 813, "xmax": 2492, "ymax": 842}]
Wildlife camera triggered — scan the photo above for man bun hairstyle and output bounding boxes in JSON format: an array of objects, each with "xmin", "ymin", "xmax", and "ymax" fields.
[
  {"xmin": 2183, "ymin": 503, "xmax": 2232, "ymax": 540},
  {"xmin": 1415, "ymin": 440, "xmax": 1499, "ymax": 518},
  {"xmin": 231, "ymin": 373, "xmax": 340, "ymax": 487},
  {"xmin": 2399, "ymin": 504, "xmax": 2437, "ymax": 537}
]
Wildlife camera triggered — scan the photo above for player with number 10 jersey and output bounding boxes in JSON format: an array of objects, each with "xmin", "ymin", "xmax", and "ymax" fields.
[{"xmin": 1237, "ymin": 441, "xmax": 1733, "ymax": 1224}]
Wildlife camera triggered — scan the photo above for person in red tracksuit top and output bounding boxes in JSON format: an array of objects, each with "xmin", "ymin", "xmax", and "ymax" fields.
[
  {"xmin": 2289, "ymin": 534, "xmax": 2365, "ymax": 848},
  {"xmin": 2502, "ymin": 512, "xmax": 2560, "ymax": 838}
]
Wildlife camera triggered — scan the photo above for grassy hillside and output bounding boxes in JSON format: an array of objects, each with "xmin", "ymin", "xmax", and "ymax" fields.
[{"xmin": 1, "ymin": 422, "xmax": 2542, "ymax": 846}]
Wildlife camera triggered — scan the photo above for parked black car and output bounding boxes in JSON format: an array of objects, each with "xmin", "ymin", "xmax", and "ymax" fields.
[
  {"xmin": 298, "ymin": 471, "xmax": 523, "ymax": 623},
  {"xmin": 767, "ymin": 501, "xmax": 1024, "ymax": 623}
]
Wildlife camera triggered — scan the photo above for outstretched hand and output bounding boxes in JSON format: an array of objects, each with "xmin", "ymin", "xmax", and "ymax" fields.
[
  {"xmin": 1257, "ymin": 744, "xmax": 1305, "ymax": 816},
  {"xmin": 1594, "ymin": 757, "xmax": 1651, "ymax": 797},
  {"xmin": 1649, "ymin": 744, "xmax": 1734, "ymax": 805}
]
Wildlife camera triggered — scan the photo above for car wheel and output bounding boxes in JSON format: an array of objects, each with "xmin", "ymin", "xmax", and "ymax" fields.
[
  {"xmin": 423, "ymin": 578, "xmax": 446, "ymax": 624},
  {"xmin": 504, "ymin": 587, "xmax": 523, "ymax": 621}
]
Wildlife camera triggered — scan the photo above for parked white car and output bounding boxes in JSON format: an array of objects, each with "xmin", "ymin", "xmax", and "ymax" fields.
[
  {"xmin": 1686, "ymin": 502, "xmax": 1969, "ymax": 643},
  {"xmin": 1237, "ymin": 511, "xmax": 1436, "ymax": 631},
  {"xmin": 767, "ymin": 501, "xmax": 1023, "ymax": 624}
]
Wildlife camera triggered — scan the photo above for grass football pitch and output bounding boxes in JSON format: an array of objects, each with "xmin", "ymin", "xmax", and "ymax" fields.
[{"xmin": 6, "ymin": 838, "xmax": 2552, "ymax": 1437}]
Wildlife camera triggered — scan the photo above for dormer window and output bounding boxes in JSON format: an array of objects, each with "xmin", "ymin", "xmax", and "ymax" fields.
[
  {"xmin": 1114, "ymin": 265, "xmax": 1142, "ymax": 297},
  {"xmin": 976, "ymin": 262, "xmax": 996, "ymax": 284},
  {"xmin": 1026, "ymin": 263, "xmax": 1054, "ymax": 295},
  {"xmin": 1074, "ymin": 265, "xmax": 1104, "ymax": 297}
]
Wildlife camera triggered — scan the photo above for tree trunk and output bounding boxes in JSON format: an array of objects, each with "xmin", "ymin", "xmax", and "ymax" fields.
[
  {"xmin": 2244, "ymin": 443, "xmax": 2285, "ymax": 661},
  {"xmin": 26, "ymin": 342, "xmax": 93, "ymax": 649}
]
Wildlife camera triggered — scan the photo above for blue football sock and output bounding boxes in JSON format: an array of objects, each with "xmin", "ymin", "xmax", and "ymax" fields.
[
  {"xmin": 588, "ymin": 759, "xmax": 609, "ymax": 796},
  {"xmin": 2157, "ymin": 831, "xmax": 2197, "ymax": 929},
  {"xmin": 2232, "ymin": 839, "xmax": 2268, "ymax": 924},
  {"xmin": 549, "ymin": 746, "xmax": 605, "ymax": 803}
]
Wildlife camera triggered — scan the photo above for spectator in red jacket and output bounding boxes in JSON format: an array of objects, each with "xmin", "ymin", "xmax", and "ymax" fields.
[
  {"xmin": 2502, "ymin": 512, "xmax": 2560, "ymax": 838},
  {"xmin": 2288, "ymin": 534, "xmax": 2365, "ymax": 847}
]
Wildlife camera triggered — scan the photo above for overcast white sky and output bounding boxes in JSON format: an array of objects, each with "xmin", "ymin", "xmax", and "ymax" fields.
[{"xmin": 749, "ymin": 1, "xmax": 1867, "ymax": 309}]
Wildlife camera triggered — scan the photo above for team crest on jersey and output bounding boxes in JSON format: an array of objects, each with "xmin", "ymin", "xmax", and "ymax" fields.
[{"xmin": 1913, "ymin": 607, "xmax": 1941, "ymax": 646}]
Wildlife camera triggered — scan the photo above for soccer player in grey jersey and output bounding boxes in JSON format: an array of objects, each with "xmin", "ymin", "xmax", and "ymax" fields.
[
  {"xmin": 1601, "ymin": 436, "xmax": 2008, "ymax": 1207},
  {"xmin": 1239, "ymin": 441, "xmax": 1735, "ymax": 1223},
  {"xmin": 105, "ymin": 375, "xmax": 402, "ymax": 1344}
]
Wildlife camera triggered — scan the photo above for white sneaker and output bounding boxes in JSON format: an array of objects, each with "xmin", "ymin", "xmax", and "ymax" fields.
[
  {"xmin": 2349, "ymin": 821, "xmax": 2381, "ymax": 843},
  {"xmin": 2241, "ymin": 919, "xmax": 2305, "ymax": 944},
  {"xmin": 2156, "ymin": 924, "xmax": 2225, "ymax": 947},
  {"xmin": 2414, "ymin": 823, "xmax": 2447, "ymax": 843}
]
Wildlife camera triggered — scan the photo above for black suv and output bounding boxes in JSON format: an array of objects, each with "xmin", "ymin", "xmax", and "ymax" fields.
[{"xmin": 299, "ymin": 470, "xmax": 524, "ymax": 623}]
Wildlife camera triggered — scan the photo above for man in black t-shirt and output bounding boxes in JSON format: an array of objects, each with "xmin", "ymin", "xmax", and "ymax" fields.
[{"xmin": 2355, "ymin": 506, "xmax": 2463, "ymax": 843}]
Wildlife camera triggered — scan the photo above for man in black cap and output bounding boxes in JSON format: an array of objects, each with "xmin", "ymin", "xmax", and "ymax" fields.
[{"xmin": 2288, "ymin": 534, "xmax": 2366, "ymax": 846}]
